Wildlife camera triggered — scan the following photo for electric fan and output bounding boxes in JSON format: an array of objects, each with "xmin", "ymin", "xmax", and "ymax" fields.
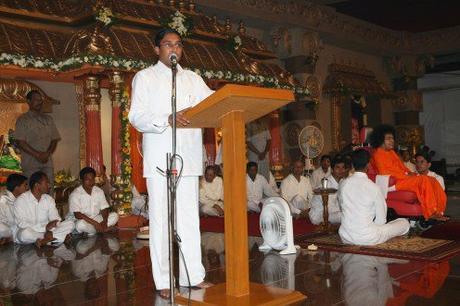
[
  {"xmin": 259, "ymin": 197, "xmax": 298, "ymax": 255},
  {"xmin": 298, "ymin": 125, "xmax": 324, "ymax": 171}
]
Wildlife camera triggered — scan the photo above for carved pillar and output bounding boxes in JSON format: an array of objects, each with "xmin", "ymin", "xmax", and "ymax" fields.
[
  {"xmin": 268, "ymin": 110, "xmax": 283, "ymax": 180},
  {"xmin": 83, "ymin": 75, "xmax": 104, "ymax": 175},
  {"xmin": 108, "ymin": 71, "xmax": 124, "ymax": 176},
  {"xmin": 331, "ymin": 96, "xmax": 343, "ymax": 152}
]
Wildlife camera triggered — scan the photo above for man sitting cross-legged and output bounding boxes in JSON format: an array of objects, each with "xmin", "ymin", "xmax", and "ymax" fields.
[
  {"xmin": 0, "ymin": 173, "xmax": 28, "ymax": 245},
  {"xmin": 69, "ymin": 167, "xmax": 119, "ymax": 235},
  {"xmin": 14, "ymin": 171, "xmax": 74, "ymax": 247},
  {"xmin": 246, "ymin": 161, "xmax": 278, "ymax": 213},
  {"xmin": 309, "ymin": 155, "xmax": 347, "ymax": 225},
  {"xmin": 280, "ymin": 160, "xmax": 313, "ymax": 219},
  {"xmin": 339, "ymin": 149, "xmax": 410, "ymax": 246},
  {"xmin": 199, "ymin": 165, "xmax": 224, "ymax": 217}
]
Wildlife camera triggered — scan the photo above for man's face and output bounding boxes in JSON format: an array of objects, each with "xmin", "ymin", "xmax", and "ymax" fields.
[
  {"xmin": 401, "ymin": 150, "xmax": 410, "ymax": 162},
  {"xmin": 15, "ymin": 181, "xmax": 28, "ymax": 196},
  {"xmin": 321, "ymin": 158, "xmax": 331, "ymax": 171},
  {"xmin": 37, "ymin": 176, "xmax": 50, "ymax": 194},
  {"xmin": 82, "ymin": 173, "xmax": 96, "ymax": 191},
  {"xmin": 383, "ymin": 134, "xmax": 394, "ymax": 150},
  {"xmin": 28, "ymin": 92, "xmax": 43, "ymax": 112},
  {"xmin": 332, "ymin": 162, "xmax": 346, "ymax": 181},
  {"xmin": 204, "ymin": 168, "xmax": 216, "ymax": 183},
  {"xmin": 293, "ymin": 161, "xmax": 304, "ymax": 176},
  {"xmin": 247, "ymin": 166, "xmax": 258, "ymax": 180},
  {"xmin": 415, "ymin": 156, "xmax": 430, "ymax": 174},
  {"xmin": 154, "ymin": 33, "xmax": 183, "ymax": 67}
]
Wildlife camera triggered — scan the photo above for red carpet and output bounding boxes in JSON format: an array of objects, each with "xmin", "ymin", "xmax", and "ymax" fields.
[
  {"xmin": 421, "ymin": 221, "xmax": 460, "ymax": 241},
  {"xmin": 199, "ymin": 213, "xmax": 316, "ymax": 237}
]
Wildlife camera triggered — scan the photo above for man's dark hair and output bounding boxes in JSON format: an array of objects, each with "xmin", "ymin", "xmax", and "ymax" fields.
[
  {"xmin": 154, "ymin": 28, "xmax": 182, "ymax": 47},
  {"xmin": 369, "ymin": 124, "xmax": 396, "ymax": 148},
  {"xmin": 29, "ymin": 171, "xmax": 48, "ymax": 189},
  {"xmin": 351, "ymin": 149, "xmax": 371, "ymax": 171},
  {"xmin": 415, "ymin": 151, "xmax": 432, "ymax": 163},
  {"xmin": 26, "ymin": 90, "xmax": 41, "ymax": 101},
  {"xmin": 80, "ymin": 167, "xmax": 96, "ymax": 180},
  {"xmin": 320, "ymin": 155, "xmax": 331, "ymax": 162},
  {"xmin": 6, "ymin": 173, "xmax": 27, "ymax": 193},
  {"xmin": 247, "ymin": 161, "xmax": 258, "ymax": 171},
  {"xmin": 331, "ymin": 155, "xmax": 346, "ymax": 168},
  {"xmin": 205, "ymin": 165, "xmax": 216, "ymax": 174}
]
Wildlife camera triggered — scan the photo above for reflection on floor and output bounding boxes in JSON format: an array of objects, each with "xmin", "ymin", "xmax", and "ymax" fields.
[{"xmin": 0, "ymin": 229, "xmax": 458, "ymax": 306}]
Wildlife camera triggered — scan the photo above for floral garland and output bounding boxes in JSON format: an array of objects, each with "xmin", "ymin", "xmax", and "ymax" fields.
[
  {"xmin": 160, "ymin": 11, "xmax": 193, "ymax": 38},
  {"xmin": 95, "ymin": 6, "xmax": 115, "ymax": 26},
  {"xmin": 119, "ymin": 90, "xmax": 132, "ymax": 213},
  {"xmin": 0, "ymin": 52, "xmax": 311, "ymax": 97}
]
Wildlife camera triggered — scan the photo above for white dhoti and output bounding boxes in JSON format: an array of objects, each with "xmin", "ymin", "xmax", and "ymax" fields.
[
  {"xmin": 340, "ymin": 218, "xmax": 410, "ymax": 246},
  {"xmin": 0, "ymin": 222, "xmax": 12, "ymax": 239},
  {"xmin": 16, "ymin": 220, "xmax": 75, "ymax": 244},
  {"xmin": 75, "ymin": 212, "xmax": 119, "ymax": 235},
  {"xmin": 200, "ymin": 201, "xmax": 223, "ymax": 217},
  {"xmin": 309, "ymin": 209, "xmax": 342, "ymax": 225},
  {"xmin": 147, "ymin": 173, "xmax": 205, "ymax": 290},
  {"xmin": 247, "ymin": 200, "xmax": 261, "ymax": 213},
  {"xmin": 290, "ymin": 195, "xmax": 308, "ymax": 214}
]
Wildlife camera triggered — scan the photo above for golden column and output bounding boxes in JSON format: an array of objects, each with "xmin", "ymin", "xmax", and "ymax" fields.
[
  {"xmin": 108, "ymin": 71, "xmax": 124, "ymax": 177},
  {"xmin": 83, "ymin": 75, "xmax": 104, "ymax": 176}
]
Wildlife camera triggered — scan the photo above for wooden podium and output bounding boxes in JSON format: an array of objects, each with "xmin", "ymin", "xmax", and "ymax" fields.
[{"xmin": 176, "ymin": 84, "xmax": 306, "ymax": 305}]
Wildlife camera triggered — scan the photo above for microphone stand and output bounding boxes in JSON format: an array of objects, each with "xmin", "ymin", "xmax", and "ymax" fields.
[{"xmin": 167, "ymin": 58, "xmax": 178, "ymax": 305}]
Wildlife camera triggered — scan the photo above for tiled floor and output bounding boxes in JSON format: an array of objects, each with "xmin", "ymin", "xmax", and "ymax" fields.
[{"xmin": 0, "ymin": 192, "xmax": 459, "ymax": 305}]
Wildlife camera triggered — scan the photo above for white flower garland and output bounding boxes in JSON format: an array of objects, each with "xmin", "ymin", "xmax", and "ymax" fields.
[
  {"xmin": 0, "ymin": 52, "xmax": 311, "ymax": 98},
  {"xmin": 95, "ymin": 7, "xmax": 114, "ymax": 26}
]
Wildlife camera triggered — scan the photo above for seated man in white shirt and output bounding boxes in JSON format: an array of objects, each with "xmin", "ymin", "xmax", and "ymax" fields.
[
  {"xmin": 415, "ymin": 152, "xmax": 445, "ymax": 190},
  {"xmin": 309, "ymin": 155, "xmax": 347, "ymax": 225},
  {"xmin": 280, "ymin": 160, "xmax": 313, "ymax": 218},
  {"xmin": 14, "ymin": 171, "xmax": 75, "ymax": 247},
  {"xmin": 200, "ymin": 165, "xmax": 224, "ymax": 217},
  {"xmin": 0, "ymin": 174, "xmax": 28, "ymax": 245},
  {"xmin": 69, "ymin": 167, "xmax": 119, "ymax": 235},
  {"xmin": 400, "ymin": 148, "xmax": 416, "ymax": 173},
  {"xmin": 246, "ymin": 162, "xmax": 278, "ymax": 213},
  {"xmin": 339, "ymin": 149, "xmax": 410, "ymax": 246},
  {"xmin": 311, "ymin": 155, "xmax": 332, "ymax": 189}
]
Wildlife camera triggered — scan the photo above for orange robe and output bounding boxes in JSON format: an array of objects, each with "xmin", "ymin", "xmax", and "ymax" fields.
[{"xmin": 371, "ymin": 148, "xmax": 446, "ymax": 219}]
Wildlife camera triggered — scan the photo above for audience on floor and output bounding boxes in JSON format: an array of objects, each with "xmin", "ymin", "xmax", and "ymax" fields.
[
  {"xmin": 199, "ymin": 165, "xmax": 224, "ymax": 217},
  {"xmin": 246, "ymin": 161, "xmax": 278, "ymax": 212},
  {"xmin": 310, "ymin": 155, "xmax": 332, "ymax": 189},
  {"xmin": 0, "ymin": 173, "xmax": 27, "ymax": 245}
]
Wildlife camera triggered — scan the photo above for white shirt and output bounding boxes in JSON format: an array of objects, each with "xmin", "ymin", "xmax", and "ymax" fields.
[
  {"xmin": 0, "ymin": 190, "xmax": 15, "ymax": 227},
  {"xmin": 14, "ymin": 191, "xmax": 61, "ymax": 233},
  {"xmin": 247, "ymin": 174, "xmax": 278, "ymax": 206},
  {"xmin": 280, "ymin": 174, "xmax": 313, "ymax": 211},
  {"xmin": 246, "ymin": 122, "xmax": 271, "ymax": 162},
  {"xmin": 309, "ymin": 175, "xmax": 341, "ymax": 223},
  {"xmin": 404, "ymin": 161, "xmax": 416, "ymax": 173},
  {"xmin": 129, "ymin": 61, "xmax": 214, "ymax": 177},
  {"xmin": 427, "ymin": 171, "xmax": 445, "ymax": 191},
  {"xmin": 338, "ymin": 172, "xmax": 387, "ymax": 245},
  {"xmin": 69, "ymin": 185, "xmax": 109, "ymax": 219},
  {"xmin": 199, "ymin": 176, "xmax": 224, "ymax": 206},
  {"xmin": 311, "ymin": 166, "xmax": 332, "ymax": 189}
]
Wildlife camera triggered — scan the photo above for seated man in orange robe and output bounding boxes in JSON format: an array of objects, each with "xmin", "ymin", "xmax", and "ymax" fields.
[{"xmin": 369, "ymin": 125, "xmax": 447, "ymax": 221}]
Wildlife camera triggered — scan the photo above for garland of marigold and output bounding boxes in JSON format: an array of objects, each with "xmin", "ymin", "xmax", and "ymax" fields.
[{"xmin": 119, "ymin": 90, "xmax": 132, "ymax": 213}]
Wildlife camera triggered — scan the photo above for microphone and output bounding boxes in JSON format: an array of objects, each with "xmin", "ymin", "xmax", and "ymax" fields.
[{"xmin": 169, "ymin": 53, "xmax": 178, "ymax": 66}]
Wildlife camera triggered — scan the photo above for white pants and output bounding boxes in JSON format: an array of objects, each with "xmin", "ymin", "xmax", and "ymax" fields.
[
  {"xmin": 75, "ymin": 212, "xmax": 119, "ymax": 235},
  {"xmin": 0, "ymin": 222, "xmax": 13, "ymax": 239},
  {"xmin": 147, "ymin": 174, "xmax": 205, "ymax": 290},
  {"xmin": 200, "ymin": 201, "xmax": 223, "ymax": 217},
  {"xmin": 309, "ymin": 208, "xmax": 342, "ymax": 225},
  {"xmin": 340, "ymin": 218, "xmax": 410, "ymax": 246},
  {"xmin": 16, "ymin": 220, "xmax": 75, "ymax": 244}
]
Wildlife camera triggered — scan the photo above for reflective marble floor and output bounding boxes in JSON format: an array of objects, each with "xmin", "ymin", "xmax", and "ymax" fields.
[{"xmin": 0, "ymin": 229, "xmax": 458, "ymax": 306}]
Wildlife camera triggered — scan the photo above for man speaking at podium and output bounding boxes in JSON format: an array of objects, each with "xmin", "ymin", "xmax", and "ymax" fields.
[{"xmin": 129, "ymin": 28, "xmax": 214, "ymax": 299}]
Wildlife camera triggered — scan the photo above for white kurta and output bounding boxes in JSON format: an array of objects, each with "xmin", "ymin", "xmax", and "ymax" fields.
[
  {"xmin": 247, "ymin": 174, "xmax": 279, "ymax": 212},
  {"xmin": 280, "ymin": 174, "xmax": 314, "ymax": 215},
  {"xmin": 309, "ymin": 175, "xmax": 342, "ymax": 225},
  {"xmin": 68, "ymin": 185, "xmax": 118, "ymax": 235},
  {"xmin": 310, "ymin": 166, "xmax": 332, "ymax": 189},
  {"xmin": 0, "ymin": 190, "xmax": 16, "ymax": 239},
  {"xmin": 338, "ymin": 172, "xmax": 410, "ymax": 245},
  {"xmin": 199, "ymin": 176, "xmax": 224, "ymax": 217},
  {"xmin": 427, "ymin": 170, "xmax": 445, "ymax": 191},
  {"xmin": 129, "ymin": 61, "xmax": 213, "ymax": 290},
  {"xmin": 14, "ymin": 190, "xmax": 74, "ymax": 244}
]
